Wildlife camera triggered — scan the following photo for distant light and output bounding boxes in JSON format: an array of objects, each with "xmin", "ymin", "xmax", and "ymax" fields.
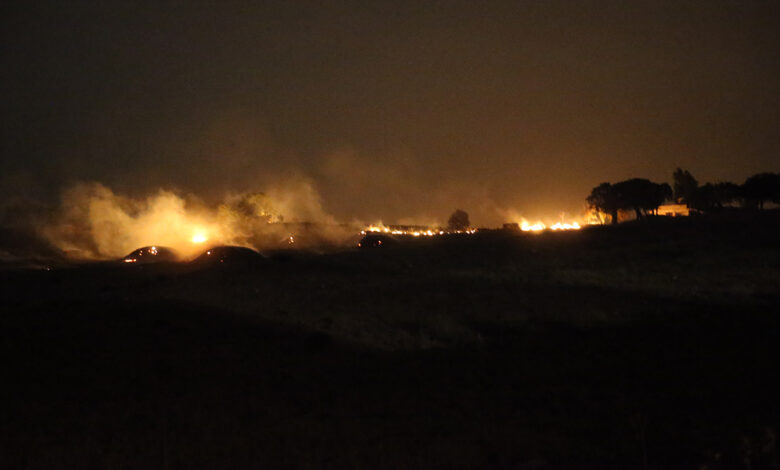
[{"xmin": 192, "ymin": 233, "xmax": 208, "ymax": 243}]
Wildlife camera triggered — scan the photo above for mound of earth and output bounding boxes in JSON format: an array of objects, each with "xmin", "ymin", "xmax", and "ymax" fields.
[
  {"xmin": 121, "ymin": 246, "xmax": 179, "ymax": 264},
  {"xmin": 191, "ymin": 245, "xmax": 266, "ymax": 267}
]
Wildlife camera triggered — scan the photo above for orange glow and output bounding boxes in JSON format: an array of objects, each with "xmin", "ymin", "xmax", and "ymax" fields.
[
  {"xmin": 362, "ymin": 224, "xmax": 476, "ymax": 237},
  {"xmin": 519, "ymin": 219, "xmax": 582, "ymax": 232},
  {"xmin": 550, "ymin": 222, "xmax": 581, "ymax": 230},
  {"xmin": 191, "ymin": 232, "xmax": 208, "ymax": 244},
  {"xmin": 521, "ymin": 221, "xmax": 546, "ymax": 232}
]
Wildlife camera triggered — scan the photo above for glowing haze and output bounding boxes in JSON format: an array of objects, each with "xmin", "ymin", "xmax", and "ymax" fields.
[
  {"xmin": 40, "ymin": 180, "xmax": 355, "ymax": 259},
  {"xmin": 1, "ymin": 1, "xmax": 779, "ymax": 234},
  {"xmin": 36, "ymin": 180, "xmax": 585, "ymax": 259}
]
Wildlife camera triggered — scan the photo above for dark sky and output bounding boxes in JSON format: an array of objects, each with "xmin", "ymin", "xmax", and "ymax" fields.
[{"xmin": 2, "ymin": 0, "xmax": 779, "ymax": 224}]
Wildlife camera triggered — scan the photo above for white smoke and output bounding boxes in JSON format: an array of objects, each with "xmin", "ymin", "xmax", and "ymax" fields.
[{"xmin": 41, "ymin": 178, "xmax": 356, "ymax": 260}]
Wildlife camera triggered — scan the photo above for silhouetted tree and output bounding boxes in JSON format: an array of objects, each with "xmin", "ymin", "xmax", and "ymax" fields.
[
  {"xmin": 712, "ymin": 182, "xmax": 742, "ymax": 209},
  {"xmin": 692, "ymin": 181, "xmax": 742, "ymax": 212},
  {"xmin": 742, "ymin": 173, "xmax": 780, "ymax": 210},
  {"xmin": 613, "ymin": 178, "xmax": 671, "ymax": 219},
  {"xmin": 673, "ymin": 168, "xmax": 699, "ymax": 206},
  {"xmin": 447, "ymin": 209, "xmax": 470, "ymax": 231},
  {"xmin": 587, "ymin": 183, "xmax": 620, "ymax": 224},
  {"xmin": 691, "ymin": 183, "xmax": 716, "ymax": 212}
]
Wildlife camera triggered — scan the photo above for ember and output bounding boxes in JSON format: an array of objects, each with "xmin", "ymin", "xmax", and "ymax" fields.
[
  {"xmin": 120, "ymin": 246, "xmax": 179, "ymax": 264},
  {"xmin": 361, "ymin": 224, "xmax": 476, "ymax": 237}
]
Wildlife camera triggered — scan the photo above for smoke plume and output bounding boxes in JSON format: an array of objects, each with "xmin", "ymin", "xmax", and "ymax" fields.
[{"xmin": 35, "ymin": 179, "xmax": 356, "ymax": 260}]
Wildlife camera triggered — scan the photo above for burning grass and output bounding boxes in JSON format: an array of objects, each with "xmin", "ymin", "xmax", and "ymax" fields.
[
  {"xmin": 2, "ymin": 215, "xmax": 779, "ymax": 468},
  {"xmin": 1, "ymin": 180, "xmax": 597, "ymax": 265},
  {"xmin": 35, "ymin": 182, "xmax": 358, "ymax": 260},
  {"xmin": 22, "ymin": 216, "xmax": 775, "ymax": 350}
]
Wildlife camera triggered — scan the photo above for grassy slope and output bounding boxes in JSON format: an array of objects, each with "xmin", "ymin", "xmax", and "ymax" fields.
[{"xmin": 1, "ymin": 215, "xmax": 779, "ymax": 469}]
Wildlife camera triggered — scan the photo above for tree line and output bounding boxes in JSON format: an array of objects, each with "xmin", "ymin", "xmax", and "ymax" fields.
[{"xmin": 587, "ymin": 170, "xmax": 780, "ymax": 224}]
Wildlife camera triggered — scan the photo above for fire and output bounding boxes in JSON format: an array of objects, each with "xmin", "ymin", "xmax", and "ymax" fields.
[
  {"xmin": 520, "ymin": 220, "xmax": 582, "ymax": 232},
  {"xmin": 550, "ymin": 222, "xmax": 581, "ymax": 230},
  {"xmin": 191, "ymin": 232, "xmax": 208, "ymax": 244},
  {"xmin": 361, "ymin": 224, "xmax": 476, "ymax": 237},
  {"xmin": 365, "ymin": 225, "xmax": 391, "ymax": 234},
  {"xmin": 521, "ymin": 221, "xmax": 547, "ymax": 232},
  {"xmin": 361, "ymin": 218, "xmax": 582, "ymax": 237},
  {"xmin": 585, "ymin": 208, "xmax": 606, "ymax": 225}
]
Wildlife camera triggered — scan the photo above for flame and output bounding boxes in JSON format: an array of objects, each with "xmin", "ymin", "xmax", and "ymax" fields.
[
  {"xmin": 361, "ymin": 224, "xmax": 476, "ymax": 237},
  {"xmin": 521, "ymin": 221, "xmax": 546, "ymax": 232},
  {"xmin": 550, "ymin": 222, "xmax": 581, "ymax": 230},
  {"xmin": 584, "ymin": 208, "xmax": 606, "ymax": 225},
  {"xmin": 520, "ymin": 219, "xmax": 581, "ymax": 232},
  {"xmin": 365, "ymin": 224, "xmax": 391, "ymax": 233},
  {"xmin": 43, "ymin": 182, "xmax": 356, "ymax": 260}
]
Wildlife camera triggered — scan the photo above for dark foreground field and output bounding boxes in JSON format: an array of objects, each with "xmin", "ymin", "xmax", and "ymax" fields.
[{"xmin": 2, "ymin": 216, "xmax": 779, "ymax": 469}]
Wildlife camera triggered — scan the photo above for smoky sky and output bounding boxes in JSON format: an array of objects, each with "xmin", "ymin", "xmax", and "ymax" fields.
[{"xmin": 2, "ymin": 0, "xmax": 779, "ymax": 225}]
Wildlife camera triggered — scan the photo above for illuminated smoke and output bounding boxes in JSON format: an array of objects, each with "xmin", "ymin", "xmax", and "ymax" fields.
[
  {"xmin": 41, "ymin": 179, "xmax": 355, "ymax": 260},
  {"xmin": 6, "ymin": 173, "xmax": 592, "ymax": 262}
]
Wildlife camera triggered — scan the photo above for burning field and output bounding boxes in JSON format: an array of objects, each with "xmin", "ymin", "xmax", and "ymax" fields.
[
  {"xmin": 0, "ymin": 180, "xmax": 595, "ymax": 268},
  {"xmin": 2, "ymin": 181, "xmax": 779, "ymax": 469},
  {"xmin": 2, "ymin": 209, "xmax": 780, "ymax": 468},
  {"xmin": 4, "ymin": 0, "xmax": 780, "ymax": 466},
  {"xmin": 0, "ymin": 181, "xmax": 360, "ymax": 264}
]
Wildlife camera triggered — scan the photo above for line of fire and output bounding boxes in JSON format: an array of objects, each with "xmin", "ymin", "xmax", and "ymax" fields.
[{"xmin": 117, "ymin": 200, "xmax": 708, "ymax": 264}]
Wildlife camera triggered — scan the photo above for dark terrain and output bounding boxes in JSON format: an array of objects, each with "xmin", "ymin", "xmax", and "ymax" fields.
[{"xmin": 2, "ymin": 215, "xmax": 779, "ymax": 469}]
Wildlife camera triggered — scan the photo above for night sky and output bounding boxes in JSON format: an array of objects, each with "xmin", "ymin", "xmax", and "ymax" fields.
[{"xmin": 2, "ymin": 0, "xmax": 779, "ymax": 225}]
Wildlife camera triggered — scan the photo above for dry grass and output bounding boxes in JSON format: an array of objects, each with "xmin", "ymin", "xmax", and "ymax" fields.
[{"xmin": 1, "ymin": 215, "xmax": 779, "ymax": 468}]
